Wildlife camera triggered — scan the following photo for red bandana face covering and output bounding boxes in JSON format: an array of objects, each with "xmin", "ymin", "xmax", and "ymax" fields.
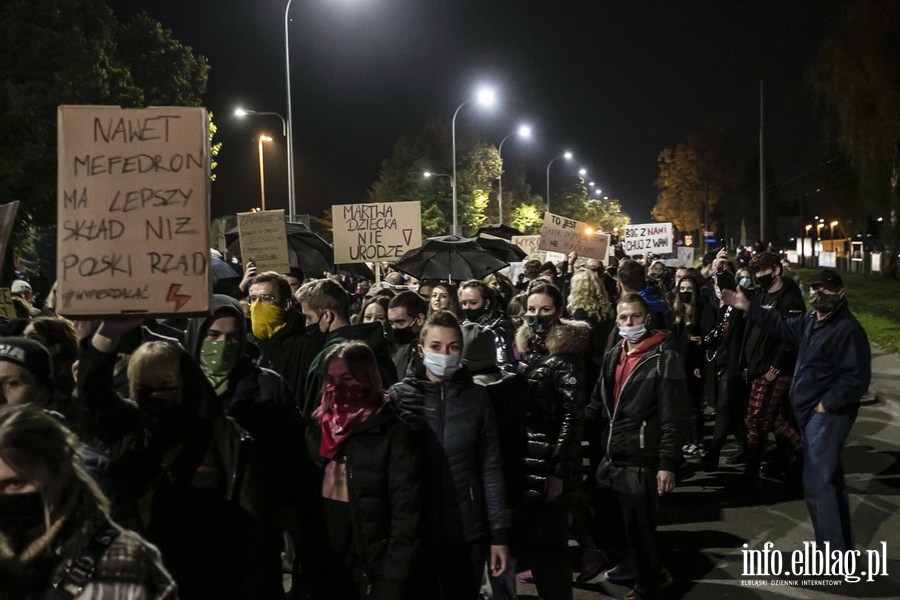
[{"xmin": 315, "ymin": 382, "xmax": 374, "ymax": 459}]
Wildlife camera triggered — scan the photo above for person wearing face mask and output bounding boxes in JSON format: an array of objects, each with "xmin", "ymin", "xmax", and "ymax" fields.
[
  {"xmin": 78, "ymin": 323, "xmax": 279, "ymax": 599},
  {"xmin": 247, "ymin": 272, "xmax": 322, "ymax": 410},
  {"xmin": 736, "ymin": 268, "xmax": 754, "ymax": 292},
  {"xmin": 387, "ymin": 292, "xmax": 429, "ymax": 380},
  {"xmin": 0, "ymin": 404, "xmax": 177, "ymax": 599},
  {"xmin": 389, "ymin": 312, "xmax": 510, "ymax": 598},
  {"xmin": 307, "ymin": 342, "xmax": 425, "ymax": 599},
  {"xmin": 458, "ymin": 280, "xmax": 517, "ymax": 370},
  {"xmin": 722, "ymin": 269, "xmax": 870, "ymax": 552},
  {"xmin": 185, "ymin": 296, "xmax": 319, "ymax": 590},
  {"xmin": 298, "ymin": 279, "xmax": 398, "ymax": 417},
  {"xmin": 585, "ymin": 293, "xmax": 689, "ymax": 600},
  {"xmin": 738, "ymin": 252, "xmax": 805, "ymax": 483},
  {"xmin": 513, "ymin": 282, "xmax": 590, "ymax": 600},
  {"xmin": 670, "ymin": 275, "xmax": 711, "ymax": 460}
]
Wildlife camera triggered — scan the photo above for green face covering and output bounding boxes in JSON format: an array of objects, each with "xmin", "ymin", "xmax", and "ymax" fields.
[{"xmin": 200, "ymin": 340, "xmax": 241, "ymax": 395}]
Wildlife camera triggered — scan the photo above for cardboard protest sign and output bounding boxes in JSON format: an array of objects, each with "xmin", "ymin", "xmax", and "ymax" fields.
[
  {"xmin": 537, "ymin": 213, "xmax": 610, "ymax": 260},
  {"xmin": 511, "ymin": 235, "xmax": 543, "ymax": 262},
  {"xmin": 664, "ymin": 246, "xmax": 695, "ymax": 268},
  {"xmin": 332, "ymin": 201, "xmax": 421, "ymax": 264},
  {"xmin": 56, "ymin": 106, "xmax": 210, "ymax": 317},
  {"xmin": 237, "ymin": 210, "xmax": 290, "ymax": 273},
  {"xmin": 623, "ymin": 222, "xmax": 673, "ymax": 255},
  {"xmin": 0, "ymin": 288, "xmax": 15, "ymax": 320}
]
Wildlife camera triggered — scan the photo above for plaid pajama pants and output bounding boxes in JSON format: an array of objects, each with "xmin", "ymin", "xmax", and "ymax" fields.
[{"xmin": 746, "ymin": 374, "xmax": 802, "ymax": 452}]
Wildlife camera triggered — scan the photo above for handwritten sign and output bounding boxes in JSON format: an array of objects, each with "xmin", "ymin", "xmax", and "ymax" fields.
[
  {"xmin": 237, "ymin": 210, "xmax": 290, "ymax": 273},
  {"xmin": 511, "ymin": 235, "xmax": 543, "ymax": 262},
  {"xmin": 664, "ymin": 246, "xmax": 695, "ymax": 268},
  {"xmin": 537, "ymin": 213, "xmax": 610, "ymax": 260},
  {"xmin": 0, "ymin": 288, "xmax": 15, "ymax": 320},
  {"xmin": 56, "ymin": 106, "xmax": 210, "ymax": 317},
  {"xmin": 623, "ymin": 222, "xmax": 673, "ymax": 255},
  {"xmin": 332, "ymin": 201, "xmax": 421, "ymax": 264}
]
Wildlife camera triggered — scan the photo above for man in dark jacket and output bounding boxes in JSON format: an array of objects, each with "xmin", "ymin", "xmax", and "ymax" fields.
[
  {"xmin": 298, "ymin": 278, "xmax": 397, "ymax": 416},
  {"xmin": 248, "ymin": 272, "xmax": 322, "ymax": 409},
  {"xmin": 740, "ymin": 252, "xmax": 805, "ymax": 480},
  {"xmin": 387, "ymin": 291, "xmax": 428, "ymax": 380},
  {"xmin": 586, "ymin": 293, "xmax": 689, "ymax": 600},
  {"xmin": 723, "ymin": 269, "xmax": 870, "ymax": 552},
  {"xmin": 184, "ymin": 295, "xmax": 322, "ymax": 588}
]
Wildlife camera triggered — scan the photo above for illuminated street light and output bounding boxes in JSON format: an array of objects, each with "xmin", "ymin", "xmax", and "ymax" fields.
[
  {"xmin": 830, "ymin": 220, "xmax": 839, "ymax": 241},
  {"xmin": 235, "ymin": 108, "xmax": 290, "ymax": 214},
  {"xmin": 497, "ymin": 124, "xmax": 532, "ymax": 225},
  {"xmin": 451, "ymin": 86, "xmax": 498, "ymax": 234},
  {"xmin": 257, "ymin": 135, "xmax": 273, "ymax": 211},
  {"xmin": 816, "ymin": 223, "xmax": 825, "ymax": 240},
  {"xmin": 579, "ymin": 168, "xmax": 587, "ymax": 176},
  {"xmin": 546, "ymin": 151, "xmax": 573, "ymax": 212}
]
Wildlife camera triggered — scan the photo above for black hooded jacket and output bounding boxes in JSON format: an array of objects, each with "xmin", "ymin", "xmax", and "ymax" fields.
[
  {"xmin": 252, "ymin": 307, "xmax": 322, "ymax": 409},
  {"xmin": 77, "ymin": 332, "xmax": 278, "ymax": 599}
]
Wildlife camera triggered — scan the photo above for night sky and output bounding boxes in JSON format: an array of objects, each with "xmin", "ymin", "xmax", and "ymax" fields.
[{"xmin": 107, "ymin": 0, "xmax": 843, "ymax": 225}]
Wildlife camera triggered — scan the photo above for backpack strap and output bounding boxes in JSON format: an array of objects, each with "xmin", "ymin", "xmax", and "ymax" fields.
[{"xmin": 45, "ymin": 519, "xmax": 120, "ymax": 599}]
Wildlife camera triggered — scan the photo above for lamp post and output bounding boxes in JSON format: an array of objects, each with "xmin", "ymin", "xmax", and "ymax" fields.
[
  {"xmin": 283, "ymin": 0, "xmax": 299, "ymax": 222},
  {"xmin": 452, "ymin": 87, "xmax": 496, "ymax": 235},
  {"xmin": 497, "ymin": 125, "xmax": 531, "ymax": 225},
  {"xmin": 235, "ymin": 108, "xmax": 290, "ymax": 212},
  {"xmin": 258, "ymin": 135, "xmax": 273, "ymax": 211},
  {"xmin": 545, "ymin": 151, "xmax": 572, "ymax": 212},
  {"xmin": 816, "ymin": 223, "xmax": 824, "ymax": 241}
]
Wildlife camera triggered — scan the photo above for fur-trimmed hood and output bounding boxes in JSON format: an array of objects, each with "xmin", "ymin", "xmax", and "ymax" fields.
[{"xmin": 515, "ymin": 318, "xmax": 592, "ymax": 357}]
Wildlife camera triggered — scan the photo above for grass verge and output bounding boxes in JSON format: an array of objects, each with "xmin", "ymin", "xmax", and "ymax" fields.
[{"xmin": 795, "ymin": 267, "xmax": 900, "ymax": 354}]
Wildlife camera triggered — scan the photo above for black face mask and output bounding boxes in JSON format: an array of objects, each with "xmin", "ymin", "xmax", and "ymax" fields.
[
  {"xmin": 679, "ymin": 291, "xmax": 693, "ymax": 304},
  {"xmin": 0, "ymin": 491, "xmax": 45, "ymax": 554},
  {"xmin": 809, "ymin": 290, "xmax": 841, "ymax": 314},
  {"xmin": 526, "ymin": 314, "xmax": 556, "ymax": 336},
  {"xmin": 756, "ymin": 273, "xmax": 775, "ymax": 291},
  {"xmin": 305, "ymin": 318, "xmax": 328, "ymax": 346},
  {"xmin": 391, "ymin": 326, "xmax": 418, "ymax": 345},
  {"xmin": 461, "ymin": 307, "xmax": 488, "ymax": 323}
]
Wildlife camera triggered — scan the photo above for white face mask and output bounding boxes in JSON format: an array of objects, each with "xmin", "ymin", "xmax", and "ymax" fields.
[
  {"xmin": 423, "ymin": 353, "xmax": 463, "ymax": 378},
  {"xmin": 618, "ymin": 324, "xmax": 647, "ymax": 344}
]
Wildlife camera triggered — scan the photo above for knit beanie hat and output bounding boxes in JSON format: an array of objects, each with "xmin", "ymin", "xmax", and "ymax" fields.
[
  {"xmin": 461, "ymin": 322, "xmax": 497, "ymax": 372},
  {"xmin": 538, "ymin": 262, "xmax": 558, "ymax": 277},
  {"xmin": 0, "ymin": 337, "xmax": 53, "ymax": 388}
]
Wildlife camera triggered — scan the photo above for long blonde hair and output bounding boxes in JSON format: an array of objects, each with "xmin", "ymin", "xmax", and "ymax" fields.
[
  {"xmin": 567, "ymin": 269, "xmax": 612, "ymax": 320},
  {"xmin": 673, "ymin": 276, "xmax": 698, "ymax": 327}
]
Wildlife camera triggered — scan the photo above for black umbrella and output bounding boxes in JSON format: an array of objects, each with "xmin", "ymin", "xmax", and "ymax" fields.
[
  {"xmin": 474, "ymin": 236, "xmax": 528, "ymax": 263},
  {"xmin": 390, "ymin": 235, "xmax": 508, "ymax": 281},
  {"xmin": 475, "ymin": 223, "xmax": 523, "ymax": 241},
  {"xmin": 227, "ymin": 223, "xmax": 334, "ymax": 274}
]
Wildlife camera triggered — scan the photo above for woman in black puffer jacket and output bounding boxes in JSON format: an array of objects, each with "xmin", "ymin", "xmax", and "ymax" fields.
[
  {"xmin": 306, "ymin": 341, "xmax": 425, "ymax": 600},
  {"xmin": 390, "ymin": 311, "xmax": 509, "ymax": 599},
  {"xmin": 513, "ymin": 282, "xmax": 590, "ymax": 600}
]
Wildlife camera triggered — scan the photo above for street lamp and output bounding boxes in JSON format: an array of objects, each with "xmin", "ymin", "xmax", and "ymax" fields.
[
  {"xmin": 452, "ymin": 87, "xmax": 497, "ymax": 235},
  {"xmin": 830, "ymin": 220, "xmax": 839, "ymax": 239},
  {"xmin": 579, "ymin": 168, "xmax": 587, "ymax": 176},
  {"xmin": 545, "ymin": 151, "xmax": 573, "ymax": 212},
  {"xmin": 235, "ymin": 108, "xmax": 291, "ymax": 214},
  {"xmin": 258, "ymin": 135, "xmax": 273, "ymax": 211},
  {"xmin": 497, "ymin": 124, "xmax": 531, "ymax": 225},
  {"xmin": 816, "ymin": 223, "xmax": 825, "ymax": 241},
  {"xmin": 283, "ymin": 1, "xmax": 299, "ymax": 222}
]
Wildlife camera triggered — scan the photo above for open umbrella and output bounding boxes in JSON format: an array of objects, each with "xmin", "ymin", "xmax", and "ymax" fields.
[
  {"xmin": 227, "ymin": 223, "xmax": 334, "ymax": 274},
  {"xmin": 474, "ymin": 236, "xmax": 528, "ymax": 263},
  {"xmin": 475, "ymin": 223, "xmax": 523, "ymax": 241},
  {"xmin": 390, "ymin": 235, "xmax": 508, "ymax": 281}
]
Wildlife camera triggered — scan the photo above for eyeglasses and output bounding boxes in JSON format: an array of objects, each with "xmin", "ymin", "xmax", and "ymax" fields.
[{"xmin": 248, "ymin": 294, "xmax": 277, "ymax": 305}]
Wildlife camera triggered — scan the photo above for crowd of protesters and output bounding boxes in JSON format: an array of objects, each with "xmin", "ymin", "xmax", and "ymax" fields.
[{"xmin": 0, "ymin": 244, "xmax": 870, "ymax": 600}]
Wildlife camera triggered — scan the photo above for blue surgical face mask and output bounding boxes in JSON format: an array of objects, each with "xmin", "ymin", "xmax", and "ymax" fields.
[
  {"xmin": 739, "ymin": 277, "xmax": 751, "ymax": 289},
  {"xmin": 422, "ymin": 353, "xmax": 463, "ymax": 378},
  {"xmin": 618, "ymin": 324, "xmax": 647, "ymax": 344}
]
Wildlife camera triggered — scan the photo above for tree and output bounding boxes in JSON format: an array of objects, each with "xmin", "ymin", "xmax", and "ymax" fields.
[
  {"xmin": 0, "ymin": 0, "xmax": 209, "ymax": 277},
  {"xmin": 809, "ymin": 0, "xmax": 900, "ymax": 276}
]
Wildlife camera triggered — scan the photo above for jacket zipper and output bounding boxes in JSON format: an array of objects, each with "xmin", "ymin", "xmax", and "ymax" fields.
[
  {"xmin": 439, "ymin": 384, "xmax": 446, "ymax": 444},
  {"xmin": 605, "ymin": 346, "xmax": 661, "ymax": 456},
  {"xmin": 640, "ymin": 421, "xmax": 646, "ymax": 449}
]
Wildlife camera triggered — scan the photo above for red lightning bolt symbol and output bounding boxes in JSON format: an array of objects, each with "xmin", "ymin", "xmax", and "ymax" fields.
[{"xmin": 166, "ymin": 284, "xmax": 191, "ymax": 311}]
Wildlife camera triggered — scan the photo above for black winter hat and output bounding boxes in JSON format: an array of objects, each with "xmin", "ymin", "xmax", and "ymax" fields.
[
  {"xmin": 0, "ymin": 337, "xmax": 53, "ymax": 389},
  {"xmin": 538, "ymin": 262, "xmax": 558, "ymax": 277},
  {"xmin": 809, "ymin": 269, "xmax": 843, "ymax": 291},
  {"xmin": 461, "ymin": 322, "xmax": 497, "ymax": 373}
]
